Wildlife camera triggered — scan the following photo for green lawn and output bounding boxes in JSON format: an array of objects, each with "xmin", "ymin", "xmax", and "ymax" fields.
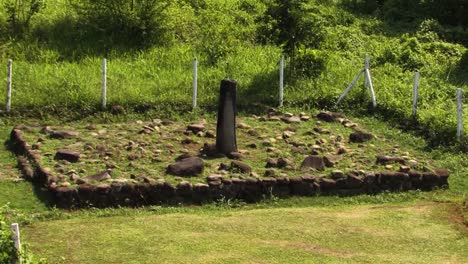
[
  {"xmin": 0, "ymin": 111, "xmax": 466, "ymax": 263},
  {"xmin": 21, "ymin": 202, "xmax": 467, "ymax": 264}
]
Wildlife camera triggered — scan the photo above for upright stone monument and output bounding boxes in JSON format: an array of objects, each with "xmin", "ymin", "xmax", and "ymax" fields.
[{"xmin": 216, "ymin": 79, "xmax": 238, "ymax": 154}]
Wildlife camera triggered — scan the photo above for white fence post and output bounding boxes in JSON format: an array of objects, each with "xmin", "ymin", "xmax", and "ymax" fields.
[
  {"xmin": 364, "ymin": 54, "xmax": 370, "ymax": 89},
  {"xmin": 101, "ymin": 58, "xmax": 107, "ymax": 109},
  {"xmin": 6, "ymin": 59, "xmax": 12, "ymax": 112},
  {"xmin": 336, "ymin": 69, "xmax": 364, "ymax": 106},
  {"xmin": 192, "ymin": 57, "xmax": 198, "ymax": 110},
  {"xmin": 11, "ymin": 223, "xmax": 21, "ymax": 264},
  {"xmin": 412, "ymin": 71, "xmax": 420, "ymax": 118},
  {"xmin": 279, "ymin": 55, "xmax": 284, "ymax": 107},
  {"xmin": 457, "ymin": 88, "xmax": 463, "ymax": 141}
]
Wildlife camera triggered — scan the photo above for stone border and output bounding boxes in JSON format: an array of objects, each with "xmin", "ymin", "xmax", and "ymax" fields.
[{"xmin": 10, "ymin": 126, "xmax": 450, "ymax": 209}]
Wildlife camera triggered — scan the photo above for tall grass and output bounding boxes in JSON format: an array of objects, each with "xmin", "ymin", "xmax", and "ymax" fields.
[{"xmin": 0, "ymin": 0, "xmax": 466, "ymax": 146}]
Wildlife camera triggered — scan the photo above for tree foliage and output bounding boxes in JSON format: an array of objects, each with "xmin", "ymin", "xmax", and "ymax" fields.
[
  {"xmin": 70, "ymin": 0, "xmax": 170, "ymax": 48},
  {"xmin": 3, "ymin": 0, "xmax": 44, "ymax": 36}
]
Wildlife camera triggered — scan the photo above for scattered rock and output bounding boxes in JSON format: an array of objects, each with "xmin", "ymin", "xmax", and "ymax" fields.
[
  {"xmin": 230, "ymin": 161, "xmax": 251, "ymax": 174},
  {"xmin": 218, "ymin": 163, "xmax": 230, "ymax": 171},
  {"xmin": 167, "ymin": 157, "xmax": 204, "ymax": 177},
  {"xmin": 246, "ymin": 143, "xmax": 257, "ymax": 149},
  {"xmin": 205, "ymin": 130, "xmax": 216, "ymax": 138},
  {"xmin": 247, "ymin": 129, "xmax": 260, "ymax": 137},
  {"xmin": 55, "ymin": 149, "xmax": 80, "ymax": 163},
  {"xmin": 316, "ymin": 112, "xmax": 342, "ymax": 122},
  {"xmin": 181, "ymin": 137, "xmax": 195, "ymax": 145},
  {"xmin": 331, "ymin": 170, "xmax": 345, "ymax": 179},
  {"xmin": 237, "ymin": 123, "xmax": 250, "ymax": 129},
  {"xmin": 376, "ymin": 156, "xmax": 406, "ymax": 165},
  {"xmin": 265, "ymin": 158, "xmax": 278, "ymax": 168},
  {"xmin": 187, "ymin": 124, "xmax": 205, "ymax": 134},
  {"xmin": 323, "ymin": 155, "xmax": 340, "ymax": 167},
  {"xmin": 349, "ymin": 131, "xmax": 373, "ymax": 143},
  {"xmin": 207, "ymin": 174, "xmax": 222, "ymax": 182},
  {"xmin": 399, "ymin": 165, "xmax": 411, "ymax": 173},
  {"xmin": 85, "ymin": 171, "xmax": 111, "ymax": 182},
  {"xmin": 337, "ymin": 147, "xmax": 348, "ymax": 155},
  {"xmin": 264, "ymin": 169, "xmax": 276, "ymax": 177},
  {"xmin": 281, "ymin": 116, "xmax": 302, "ymax": 124},
  {"xmin": 300, "ymin": 155, "xmax": 325, "ymax": 171},
  {"xmin": 277, "ymin": 157, "xmax": 293, "ymax": 168},
  {"xmin": 200, "ymin": 143, "xmax": 218, "ymax": 157},
  {"xmin": 50, "ymin": 130, "xmax": 79, "ymax": 139},
  {"xmin": 282, "ymin": 130, "xmax": 295, "ymax": 139},
  {"xmin": 228, "ymin": 152, "xmax": 243, "ymax": 160}
]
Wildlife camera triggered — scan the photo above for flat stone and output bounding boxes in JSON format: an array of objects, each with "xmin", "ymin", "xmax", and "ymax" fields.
[
  {"xmin": 247, "ymin": 129, "xmax": 260, "ymax": 137},
  {"xmin": 376, "ymin": 156, "xmax": 406, "ymax": 165},
  {"xmin": 277, "ymin": 157, "xmax": 293, "ymax": 168},
  {"xmin": 331, "ymin": 170, "xmax": 345, "ymax": 179},
  {"xmin": 50, "ymin": 130, "xmax": 79, "ymax": 139},
  {"xmin": 301, "ymin": 155, "xmax": 325, "ymax": 171},
  {"xmin": 349, "ymin": 131, "xmax": 373, "ymax": 143},
  {"xmin": 167, "ymin": 157, "xmax": 204, "ymax": 177},
  {"xmin": 266, "ymin": 158, "xmax": 278, "ymax": 168},
  {"xmin": 228, "ymin": 152, "xmax": 244, "ymax": 160},
  {"xmin": 230, "ymin": 161, "xmax": 251, "ymax": 174},
  {"xmin": 282, "ymin": 131, "xmax": 295, "ymax": 139},
  {"xmin": 399, "ymin": 165, "xmax": 411, "ymax": 173},
  {"xmin": 323, "ymin": 155, "xmax": 340, "ymax": 167},
  {"xmin": 281, "ymin": 116, "xmax": 302, "ymax": 124},
  {"xmin": 264, "ymin": 169, "xmax": 276, "ymax": 177},
  {"xmin": 85, "ymin": 171, "xmax": 111, "ymax": 182},
  {"xmin": 187, "ymin": 124, "xmax": 205, "ymax": 134},
  {"xmin": 55, "ymin": 149, "xmax": 80, "ymax": 163},
  {"xmin": 316, "ymin": 112, "xmax": 342, "ymax": 122},
  {"xmin": 237, "ymin": 123, "xmax": 251, "ymax": 129}
]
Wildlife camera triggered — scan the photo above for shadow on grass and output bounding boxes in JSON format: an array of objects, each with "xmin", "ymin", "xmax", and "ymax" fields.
[
  {"xmin": 27, "ymin": 15, "xmax": 167, "ymax": 62},
  {"xmin": 4, "ymin": 139, "xmax": 55, "ymax": 209}
]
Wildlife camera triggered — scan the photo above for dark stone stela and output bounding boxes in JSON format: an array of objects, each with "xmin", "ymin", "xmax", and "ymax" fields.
[{"xmin": 216, "ymin": 79, "xmax": 238, "ymax": 155}]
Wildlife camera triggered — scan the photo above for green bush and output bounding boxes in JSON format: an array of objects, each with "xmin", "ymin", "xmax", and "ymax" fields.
[
  {"xmin": 0, "ymin": 205, "xmax": 15, "ymax": 263},
  {"xmin": 3, "ymin": 0, "xmax": 44, "ymax": 36},
  {"xmin": 294, "ymin": 48, "xmax": 326, "ymax": 79},
  {"xmin": 70, "ymin": 0, "xmax": 170, "ymax": 48}
]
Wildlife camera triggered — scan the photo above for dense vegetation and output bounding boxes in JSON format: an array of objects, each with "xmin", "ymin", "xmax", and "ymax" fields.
[{"xmin": 0, "ymin": 0, "xmax": 466, "ymax": 147}]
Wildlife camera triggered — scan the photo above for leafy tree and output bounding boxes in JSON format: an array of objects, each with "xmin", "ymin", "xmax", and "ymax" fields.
[
  {"xmin": 259, "ymin": 0, "xmax": 326, "ymax": 78},
  {"xmin": 71, "ymin": 0, "xmax": 170, "ymax": 48},
  {"xmin": 3, "ymin": 0, "xmax": 44, "ymax": 36}
]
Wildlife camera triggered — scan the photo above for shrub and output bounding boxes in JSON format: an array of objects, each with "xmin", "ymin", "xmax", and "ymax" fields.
[
  {"xmin": 3, "ymin": 0, "xmax": 44, "ymax": 36},
  {"xmin": 0, "ymin": 205, "xmax": 15, "ymax": 263},
  {"xmin": 71, "ymin": 0, "xmax": 170, "ymax": 48},
  {"xmin": 259, "ymin": 0, "xmax": 325, "ymax": 76},
  {"xmin": 295, "ymin": 49, "xmax": 326, "ymax": 80}
]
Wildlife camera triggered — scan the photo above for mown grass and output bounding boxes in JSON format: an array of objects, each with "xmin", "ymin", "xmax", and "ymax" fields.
[
  {"xmin": 0, "ymin": 109, "xmax": 465, "ymax": 263},
  {"xmin": 20, "ymin": 201, "xmax": 467, "ymax": 264}
]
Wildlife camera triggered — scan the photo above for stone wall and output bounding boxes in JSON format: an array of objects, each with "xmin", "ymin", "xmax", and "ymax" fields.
[{"xmin": 10, "ymin": 127, "xmax": 450, "ymax": 209}]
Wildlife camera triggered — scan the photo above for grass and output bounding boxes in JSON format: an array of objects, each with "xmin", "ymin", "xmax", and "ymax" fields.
[
  {"xmin": 0, "ymin": 109, "xmax": 465, "ymax": 263},
  {"xmin": 0, "ymin": 0, "xmax": 467, "ymax": 262},
  {"xmin": 20, "ymin": 201, "xmax": 467, "ymax": 263},
  {"xmin": 14, "ymin": 109, "xmax": 452, "ymax": 188},
  {"xmin": 0, "ymin": 0, "xmax": 467, "ymax": 147}
]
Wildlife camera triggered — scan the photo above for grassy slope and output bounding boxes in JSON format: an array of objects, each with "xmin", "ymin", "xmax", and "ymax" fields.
[{"xmin": 0, "ymin": 0, "xmax": 466, "ymax": 144}]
